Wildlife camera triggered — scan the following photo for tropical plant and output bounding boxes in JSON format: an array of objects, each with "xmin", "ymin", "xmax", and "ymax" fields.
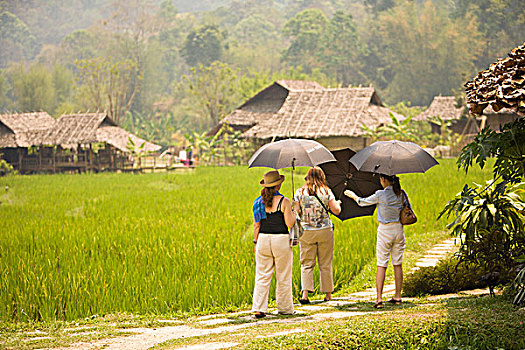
[
  {"xmin": 361, "ymin": 112, "xmax": 418, "ymax": 142},
  {"xmin": 512, "ymin": 257, "xmax": 525, "ymax": 305},
  {"xmin": 440, "ymin": 117, "xmax": 525, "ymax": 297}
]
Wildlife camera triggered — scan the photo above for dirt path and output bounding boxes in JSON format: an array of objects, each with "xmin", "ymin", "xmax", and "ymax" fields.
[{"xmin": 39, "ymin": 238, "xmax": 483, "ymax": 350}]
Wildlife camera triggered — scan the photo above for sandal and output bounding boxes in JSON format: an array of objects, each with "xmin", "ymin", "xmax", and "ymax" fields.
[
  {"xmin": 254, "ymin": 312, "xmax": 266, "ymax": 319},
  {"xmin": 373, "ymin": 301, "xmax": 384, "ymax": 309},
  {"xmin": 388, "ymin": 298, "xmax": 402, "ymax": 305},
  {"xmin": 299, "ymin": 298, "xmax": 310, "ymax": 305}
]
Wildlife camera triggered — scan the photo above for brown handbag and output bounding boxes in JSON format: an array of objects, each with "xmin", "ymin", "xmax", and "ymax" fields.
[{"xmin": 400, "ymin": 190, "xmax": 417, "ymax": 225}]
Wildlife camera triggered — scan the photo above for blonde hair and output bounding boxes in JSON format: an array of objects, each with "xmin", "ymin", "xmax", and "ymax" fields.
[{"xmin": 304, "ymin": 167, "xmax": 329, "ymax": 196}]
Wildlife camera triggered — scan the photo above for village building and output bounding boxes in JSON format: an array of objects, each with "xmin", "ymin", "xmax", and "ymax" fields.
[
  {"xmin": 415, "ymin": 95, "xmax": 521, "ymax": 135},
  {"xmin": 216, "ymin": 80, "xmax": 402, "ymax": 151},
  {"xmin": 0, "ymin": 112, "xmax": 161, "ymax": 174}
]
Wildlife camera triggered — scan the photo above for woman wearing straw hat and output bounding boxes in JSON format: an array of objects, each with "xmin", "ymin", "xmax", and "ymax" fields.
[
  {"xmin": 293, "ymin": 167, "xmax": 341, "ymax": 304},
  {"xmin": 252, "ymin": 170, "xmax": 296, "ymax": 318}
]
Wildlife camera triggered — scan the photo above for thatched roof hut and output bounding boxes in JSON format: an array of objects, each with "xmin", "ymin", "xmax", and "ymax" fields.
[
  {"xmin": 0, "ymin": 112, "xmax": 55, "ymax": 148},
  {"xmin": 218, "ymin": 80, "xmax": 401, "ymax": 150},
  {"xmin": 465, "ymin": 42, "xmax": 525, "ymax": 115},
  {"xmin": 38, "ymin": 113, "xmax": 160, "ymax": 152},
  {"xmin": 414, "ymin": 96, "xmax": 465, "ymax": 121}
]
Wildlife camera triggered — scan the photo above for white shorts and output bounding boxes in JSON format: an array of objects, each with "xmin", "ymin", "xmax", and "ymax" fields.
[{"xmin": 376, "ymin": 222, "xmax": 405, "ymax": 267}]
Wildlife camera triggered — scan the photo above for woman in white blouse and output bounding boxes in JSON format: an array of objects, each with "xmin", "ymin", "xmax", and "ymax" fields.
[{"xmin": 345, "ymin": 174, "xmax": 411, "ymax": 309}]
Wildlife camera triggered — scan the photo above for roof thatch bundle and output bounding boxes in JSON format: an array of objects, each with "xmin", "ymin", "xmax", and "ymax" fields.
[
  {"xmin": 414, "ymin": 96, "xmax": 465, "ymax": 121},
  {"xmin": 41, "ymin": 113, "xmax": 117, "ymax": 146},
  {"xmin": 465, "ymin": 42, "xmax": 525, "ymax": 115},
  {"xmin": 0, "ymin": 112, "xmax": 55, "ymax": 147}
]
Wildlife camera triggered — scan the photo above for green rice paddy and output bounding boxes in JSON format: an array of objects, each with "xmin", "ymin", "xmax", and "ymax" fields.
[{"xmin": 0, "ymin": 159, "xmax": 492, "ymax": 322}]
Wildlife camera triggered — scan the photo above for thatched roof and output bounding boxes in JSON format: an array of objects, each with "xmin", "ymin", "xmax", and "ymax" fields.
[
  {"xmin": 465, "ymin": 42, "xmax": 525, "ymax": 115},
  {"xmin": 0, "ymin": 112, "xmax": 56, "ymax": 147},
  {"xmin": 96, "ymin": 126, "xmax": 161, "ymax": 153},
  {"xmin": 0, "ymin": 112, "xmax": 161, "ymax": 152},
  {"xmin": 276, "ymin": 80, "xmax": 324, "ymax": 91},
  {"xmin": 414, "ymin": 96, "xmax": 465, "ymax": 121},
  {"xmin": 41, "ymin": 113, "xmax": 117, "ymax": 146},
  {"xmin": 225, "ymin": 84, "xmax": 399, "ymax": 140}
]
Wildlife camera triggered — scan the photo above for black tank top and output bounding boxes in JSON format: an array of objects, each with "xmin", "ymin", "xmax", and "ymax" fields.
[{"xmin": 259, "ymin": 196, "xmax": 289, "ymax": 234}]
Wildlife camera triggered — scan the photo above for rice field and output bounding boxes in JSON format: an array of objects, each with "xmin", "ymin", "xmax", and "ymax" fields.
[{"xmin": 0, "ymin": 159, "xmax": 492, "ymax": 322}]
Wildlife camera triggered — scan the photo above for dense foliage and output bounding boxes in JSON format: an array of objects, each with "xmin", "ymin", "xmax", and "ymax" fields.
[
  {"xmin": 0, "ymin": 0, "xmax": 523, "ymax": 143},
  {"xmin": 440, "ymin": 118, "xmax": 525, "ymax": 296}
]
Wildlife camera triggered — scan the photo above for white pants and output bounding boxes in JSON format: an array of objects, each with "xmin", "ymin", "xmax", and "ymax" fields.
[
  {"xmin": 252, "ymin": 234, "xmax": 294, "ymax": 314},
  {"xmin": 376, "ymin": 222, "xmax": 405, "ymax": 267}
]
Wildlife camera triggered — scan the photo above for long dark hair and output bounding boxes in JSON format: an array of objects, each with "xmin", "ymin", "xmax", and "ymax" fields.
[
  {"xmin": 261, "ymin": 186, "xmax": 278, "ymax": 207},
  {"xmin": 304, "ymin": 166, "xmax": 330, "ymax": 196},
  {"xmin": 380, "ymin": 174, "xmax": 401, "ymax": 196}
]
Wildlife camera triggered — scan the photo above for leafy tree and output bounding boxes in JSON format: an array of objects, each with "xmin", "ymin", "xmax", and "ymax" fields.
[
  {"xmin": 318, "ymin": 11, "xmax": 366, "ymax": 85},
  {"xmin": 375, "ymin": 0, "xmax": 482, "ymax": 106},
  {"xmin": 0, "ymin": 12, "xmax": 38, "ymax": 68},
  {"xmin": 75, "ymin": 57, "xmax": 140, "ymax": 124},
  {"xmin": 282, "ymin": 8, "xmax": 328, "ymax": 72},
  {"xmin": 439, "ymin": 117, "xmax": 525, "ymax": 296},
  {"xmin": 51, "ymin": 64, "xmax": 74, "ymax": 114},
  {"xmin": 57, "ymin": 30, "xmax": 98, "ymax": 68},
  {"xmin": 181, "ymin": 24, "xmax": 225, "ymax": 67},
  {"xmin": 181, "ymin": 61, "xmax": 240, "ymax": 128},
  {"xmin": 11, "ymin": 63, "xmax": 54, "ymax": 112}
]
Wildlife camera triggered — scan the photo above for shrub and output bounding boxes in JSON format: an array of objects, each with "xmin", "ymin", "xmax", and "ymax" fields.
[
  {"xmin": 0, "ymin": 156, "xmax": 15, "ymax": 176},
  {"xmin": 404, "ymin": 256, "xmax": 497, "ymax": 297}
]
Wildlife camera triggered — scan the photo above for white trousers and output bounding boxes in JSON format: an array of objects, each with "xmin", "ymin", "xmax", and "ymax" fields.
[
  {"xmin": 252, "ymin": 234, "xmax": 294, "ymax": 314},
  {"xmin": 376, "ymin": 222, "xmax": 405, "ymax": 267}
]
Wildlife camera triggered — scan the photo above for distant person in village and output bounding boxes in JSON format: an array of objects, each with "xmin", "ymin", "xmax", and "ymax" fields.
[
  {"xmin": 293, "ymin": 167, "xmax": 341, "ymax": 304},
  {"xmin": 187, "ymin": 148, "xmax": 193, "ymax": 166},
  {"xmin": 178, "ymin": 147, "xmax": 187, "ymax": 165},
  {"xmin": 344, "ymin": 174, "xmax": 410, "ymax": 309},
  {"xmin": 252, "ymin": 170, "xmax": 296, "ymax": 318}
]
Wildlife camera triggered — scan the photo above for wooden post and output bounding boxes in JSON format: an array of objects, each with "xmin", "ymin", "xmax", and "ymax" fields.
[
  {"xmin": 53, "ymin": 146, "xmax": 56, "ymax": 173},
  {"xmin": 89, "ymin": 144, "xmax": 94, "ymax": 172},
  {"xmin": 18, "ymin": 148, "xmax": 22, "ymax": 173},
  {"xmin": 38, "ymin": 146, "xmax": 42, "ymax": 171}
]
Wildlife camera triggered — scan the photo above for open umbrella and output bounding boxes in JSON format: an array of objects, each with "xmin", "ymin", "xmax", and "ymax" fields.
[
  {"xmin": 248, "ymin": 138, "xmax": 336, "ymax": 193},
  {"xmin": 349, "ymin": 140, "xmax": 438, "ymax": 176},
  {"xmin": 319, "ymin": 148, "xmax": 382, "ymax": 220}
]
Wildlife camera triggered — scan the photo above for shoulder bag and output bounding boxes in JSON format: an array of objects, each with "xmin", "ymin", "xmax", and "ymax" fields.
[{"xmin": 400, "ymin": 190, "xmax": 417, "ymax": 225}]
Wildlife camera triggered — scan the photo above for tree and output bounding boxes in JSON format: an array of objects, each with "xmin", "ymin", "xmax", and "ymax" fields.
[
  {"xmin": 0, "ymin": 12, "xmax": 38, "ymax": 68},
  {"xmin": 11, "ymin": 63, "xmax": 54, "ymax": 112},
  {"xmin": 439, "ymin": 118, "xmax": 525, "ymax": 296},
  {"xmin": 181, "ymin": 24, "xmax": 225, "ymax": 67},
  {"xmin": 181, "ymin": 62, "xmax": 240, "ymax": 128},
  {"xmin": 75, "ymin": 57, "xmax": 140, "ymax": 124},
  {"xmin": 282, "ymin": 8, "xmax": 328, "ymax": 72},
  {"xmin": 318, "ymin": 11, "xmax": 367, "ymax": 85},
  {"xmin": 375, "ymin": 0, "xmax": 482, "ymax": 106}
]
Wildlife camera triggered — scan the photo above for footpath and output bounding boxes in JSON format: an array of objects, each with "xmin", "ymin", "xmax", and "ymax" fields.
[{"xmin": 21, "ymin": 238, "xmax": 489, "ymax": 350}]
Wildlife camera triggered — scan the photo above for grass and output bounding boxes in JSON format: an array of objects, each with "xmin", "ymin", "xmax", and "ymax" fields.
[{"xmin": 0, "ymin": 159, "xmax": 493, "ymax": 322}]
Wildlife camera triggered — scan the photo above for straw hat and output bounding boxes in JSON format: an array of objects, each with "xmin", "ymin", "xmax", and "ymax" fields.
[{"xmin": 260, "ymin": 170, "xmax": 285, "ymax": 187}]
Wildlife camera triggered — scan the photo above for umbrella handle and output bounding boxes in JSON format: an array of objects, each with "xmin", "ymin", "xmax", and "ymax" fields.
[{"xmin": 291, "ymin": 158, "xmax": 295, "ymax": 198}]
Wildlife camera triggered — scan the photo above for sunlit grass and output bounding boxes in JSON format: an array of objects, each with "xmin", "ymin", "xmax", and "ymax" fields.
[{"xmin": 0, "ymin": 159, "xmax": 492, "ymax": 321}]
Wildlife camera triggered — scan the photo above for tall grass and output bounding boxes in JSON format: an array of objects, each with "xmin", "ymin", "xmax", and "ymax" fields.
[{"xmin": 0, "ymin": 159, "xmax": 492, "ymax": 322}]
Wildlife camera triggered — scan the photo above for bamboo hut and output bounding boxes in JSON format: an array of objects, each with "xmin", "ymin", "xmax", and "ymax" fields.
[
  {"xmin": 216, "ymin": 80, "xmax": 402, "ymax": 150},
  {"xmin": 0, "ymin": 112, "xmax": 161, "ymax": 173}
]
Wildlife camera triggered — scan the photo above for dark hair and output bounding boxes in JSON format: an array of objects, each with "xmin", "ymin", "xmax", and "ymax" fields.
[
  {"xmin": 261, "ymin": 186, "xmax": 277, "ymax": 207},
  {"xmin": 304, "ymin": 166, "xmax": 329, "ymax": 196},
  {"xmin": 380, "ymin": 174, "xmax": 401, "ymax": 196}
]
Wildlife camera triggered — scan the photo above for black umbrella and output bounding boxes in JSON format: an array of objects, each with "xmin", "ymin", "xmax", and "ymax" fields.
[
  {"xmin": 319, "ymin": 148, "xmax": 382, "ymax": 220},
  {"xmin": 248, "ymin": 139, "xmax": 336, "ymax": 193},
  {"xmin": 349, "ymin": 140, "xmax": 438, "ymax": 175}
]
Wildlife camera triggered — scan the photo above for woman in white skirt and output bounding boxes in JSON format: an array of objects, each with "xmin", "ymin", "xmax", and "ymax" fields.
[{"xmin": 345, "ymin": 174, "xmax": 411, "ymax": 309}]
